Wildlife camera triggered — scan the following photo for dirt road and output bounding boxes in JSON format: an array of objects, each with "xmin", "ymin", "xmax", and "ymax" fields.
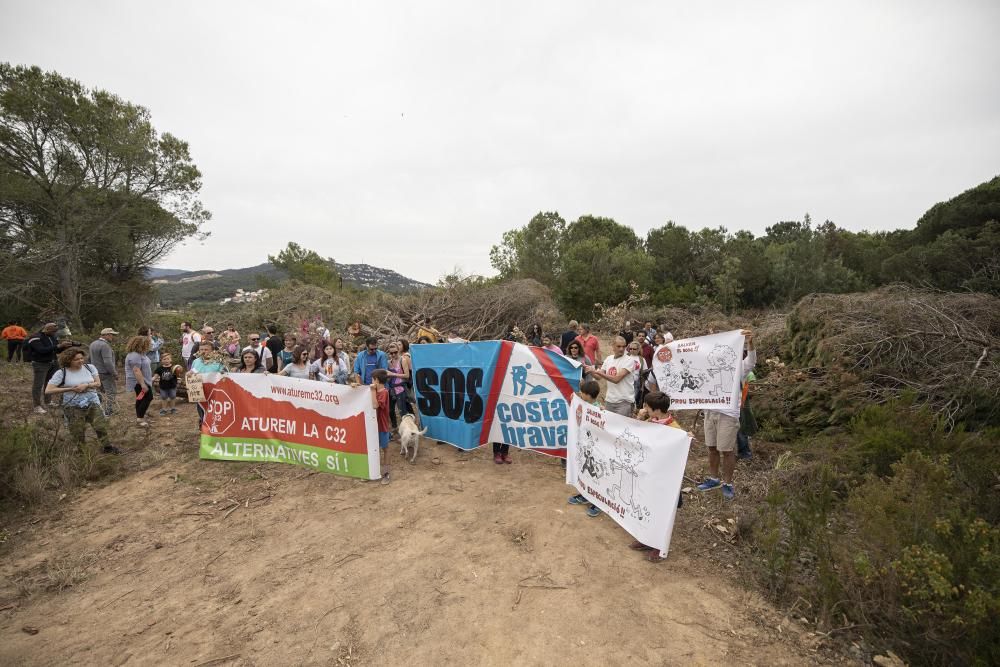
[{"xmin": 0, "ymin": 403, "xmax": 833, "ymax": 666}]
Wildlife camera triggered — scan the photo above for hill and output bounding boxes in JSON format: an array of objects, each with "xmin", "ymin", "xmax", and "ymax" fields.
[{"xmin": 152, "ymin": 262, "xmax": 431, "ymax": 306}]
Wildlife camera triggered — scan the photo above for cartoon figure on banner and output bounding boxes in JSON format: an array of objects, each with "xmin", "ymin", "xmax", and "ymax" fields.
[
  {"xmin": 706, "ymin": 344, "xmax": 737, "ymax": 397},
  {"xmin": 608, "ymin": 428, "xmax": 651, "ymax": 521},
  {"xmin": 510, "ymin": 363, "xmax": 550, "ymax": 397},
  {"xmin": 678, "ymin": 358, "xmax": 707, "ymax": 392},
  {"xmin": 580, "ymin": 429, "xmax": 607, "ymax": 479}
]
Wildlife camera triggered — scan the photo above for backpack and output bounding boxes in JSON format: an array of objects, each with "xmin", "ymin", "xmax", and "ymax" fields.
[
  {"xmin": 22, "ymin": 336, "xmax": 39, "ymax": 362},
  {"xmin": 54, "ymin": 364, "xmax": 98, "ymax": 387}
]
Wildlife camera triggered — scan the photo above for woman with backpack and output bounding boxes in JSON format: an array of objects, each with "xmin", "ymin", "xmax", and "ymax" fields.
[{"xmin": 45, "ymin": 348, "xmax": 120, "ymax": 454}]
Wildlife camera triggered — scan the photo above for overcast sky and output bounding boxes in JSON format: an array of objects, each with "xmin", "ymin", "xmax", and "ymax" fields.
[{"xmin": 3, "ymin": 1, "xmax": 999, "ymax": 284}]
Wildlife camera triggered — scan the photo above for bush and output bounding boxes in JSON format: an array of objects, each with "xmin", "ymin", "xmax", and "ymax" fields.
[
  {"xmin": 0, "ymin": 419, "xmax": 120, "ymax": 507},
  {"xmin": 747, "ymin": 401, "xmax": 1000, "ymax": 666}
]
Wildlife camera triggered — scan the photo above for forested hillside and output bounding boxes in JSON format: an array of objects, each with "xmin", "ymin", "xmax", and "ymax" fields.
[{"xmin": 491, "ymin": 176, "xmax": 1000, "ymax": 316}]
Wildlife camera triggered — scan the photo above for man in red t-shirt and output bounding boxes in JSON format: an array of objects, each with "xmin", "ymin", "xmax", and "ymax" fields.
[
  {"xmin": 574, "ymin": 323, "xmax": 601, "ymax": 364},
  {"xmin": 371, "ymin": 369, "xmax": 392, "ymax": 485}
]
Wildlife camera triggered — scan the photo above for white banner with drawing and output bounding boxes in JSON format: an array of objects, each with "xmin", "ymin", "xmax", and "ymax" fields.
[
  {"xmin": 650, "ymin": 330, "xmax": 745, "ymax": 419},
  {"xmin": 566, "ymin": 396, "xmax": 691, "ymax": 557}
]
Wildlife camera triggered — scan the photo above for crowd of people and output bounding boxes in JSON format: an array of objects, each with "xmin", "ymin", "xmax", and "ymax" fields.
[{"xmin": 5, "ymin": 316, "xmax": 756, "ymax": 513}]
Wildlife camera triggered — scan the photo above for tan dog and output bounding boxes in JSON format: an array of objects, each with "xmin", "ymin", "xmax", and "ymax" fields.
[{"xmin": 398, "ymin": 413, "xmax": 427, "ymax": 463}]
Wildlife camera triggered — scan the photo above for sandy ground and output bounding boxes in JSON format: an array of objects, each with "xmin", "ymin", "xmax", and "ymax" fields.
[{"xmin": 0, "ymin": 377, "xmax": 850, "ymax": 666}]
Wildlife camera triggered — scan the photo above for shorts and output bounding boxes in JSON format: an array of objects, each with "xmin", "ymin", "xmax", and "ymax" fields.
[
  {"xmin": 159, "ymin": 387, "xmax": 177, "ymax": 399},
  {"xmin": 378, "ymin": 431, "xmax": 390, "ymax": 449},
  {"xmin": 704, "ymin": 411, "xmax": 739, "ymax": 452},
  {"xmin": 604, "ymin": 400, "xmax": 634, "ymax": 417}
]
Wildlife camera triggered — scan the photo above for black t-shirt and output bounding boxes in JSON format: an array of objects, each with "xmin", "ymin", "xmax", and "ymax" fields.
[
  {"xmin": 264, "ymin": 335, "xmax": 283, "ymax": 372},
  {"xmin": 154, "ymin": 365, "xmax": 178, "ymax": 390}
]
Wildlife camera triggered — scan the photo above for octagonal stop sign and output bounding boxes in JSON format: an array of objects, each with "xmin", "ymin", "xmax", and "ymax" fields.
[{"xmin": 204, "ymin": 388, "xmax": 236, "ymax": 435}]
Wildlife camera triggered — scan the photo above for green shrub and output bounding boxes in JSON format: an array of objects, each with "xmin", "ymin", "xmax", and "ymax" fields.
[{"xmin": 748, "ymin": 401, "xmax": 1000, "ymax": 665}]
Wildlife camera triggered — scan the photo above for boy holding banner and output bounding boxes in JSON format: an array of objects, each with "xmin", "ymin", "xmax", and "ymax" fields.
[{"xmin": 371, "ymin": 369, "xmax": 392, "ymax": 485}]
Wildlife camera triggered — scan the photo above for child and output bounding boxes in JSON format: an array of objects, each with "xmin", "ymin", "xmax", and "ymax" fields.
[
  {"xmin": 568, "ymin": 380, "xmax": 604, "ymax": 517},
  {"xmin": 153, "ymin": 351, "xmax": 179, "ymax": 415},
  {"xmin": 632, "ymin": 390, "xmax": 691, "ymax": 562},
  {"xmin": 371, "ymin": 369, "xmax": 392, "ymax": 485}
]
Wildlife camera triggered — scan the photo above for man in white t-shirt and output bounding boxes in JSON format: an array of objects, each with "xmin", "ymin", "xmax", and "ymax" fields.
[
  {"xmin": 180, "ymin": 321, "xmax": 201, "ymax": 368},
  {"xmin": 587, "ymin": 336, "xmax": 641, "ymax": 417},
  {"xmin": 242, "ymin": 334, "xmax": 273, "ymax": 369}
]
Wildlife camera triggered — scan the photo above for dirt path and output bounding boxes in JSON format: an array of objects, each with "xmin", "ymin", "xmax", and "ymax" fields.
[{"xmin": 0, "ymin": 402, "xmax": 835, "ymax": 666}]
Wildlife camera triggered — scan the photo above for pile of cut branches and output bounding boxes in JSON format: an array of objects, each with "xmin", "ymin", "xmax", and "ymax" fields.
[
  {"xmin": 234, "ymin": 278, "xmax": 563, "ymax": 350},
  {"xmin": 755, "ymin": 285, "xmax": 1000, "ymax": 436}
]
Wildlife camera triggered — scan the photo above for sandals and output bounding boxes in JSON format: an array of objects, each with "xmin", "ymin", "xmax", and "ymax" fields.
[{"xmin": 645, "ymin": 551, "xmax": 666, "ymax": 563}]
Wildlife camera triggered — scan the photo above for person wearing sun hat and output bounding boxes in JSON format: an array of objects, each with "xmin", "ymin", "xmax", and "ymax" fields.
[{"xmin": 90, "ymin": 327, "xmax": 120, "ymax": 415}]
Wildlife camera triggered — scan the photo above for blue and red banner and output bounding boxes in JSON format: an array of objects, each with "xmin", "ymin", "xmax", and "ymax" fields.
[{"xmin": 411, "ymin": 341, "xmax": 582, "ymax": 456}]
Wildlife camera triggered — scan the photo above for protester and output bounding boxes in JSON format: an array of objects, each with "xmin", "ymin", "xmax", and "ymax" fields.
[
  {"xmin": 397, "ymin": 338, "xmax": 416, "ymax": 414},
  {"xmin": 575, "ymin": 323, "xmax": 601, "ymax": 364},
  {"xmin": 587, "ymin": 336, "xmax": 639, "ymax": 417},
  {"xmin": 190, "ymin": 341, "xmax": 225, "ymax": 426},
  {"xmin": 243, "ymin": 333, "xmax": 273, "ymax": 370},
  {"xmin": 277, "ymin": 345, "xmax": 311, "ymax": 379},
  {"xmin": 2, "ymin": 322, "xmax": 27, "ymax": 362},
  {"xmin": 565, "ymin": 340, "xmax": 593, "ymax": 381},
  {"xmin": 188, "ymin": 325, "xmax": 216, "ymax": 363},
  {"xmin": 147, "ymin": 328, "xmax": 163, "ymax": 365},
  {"xmin": 332, "ymin": 337, "xmax": 352, "ymax": 381},
  {"xmin": 180, "ymin": 322, "xmax": 201, "ymax": 369},
  {"xmin": 639, "ymin": 334, "xmax": 654, "ymax": 369},
  {"xmin": 124, "ymin": 335, "xmax": 154, "ymax": 427},
  {"xmin": 631, "ymin": 390, "xmax": 688, "ymax": 561},
  {"xmin": 219, "ymin": 323, "xmax": 241, "ymax": 358},
  {"xmin": 568, "ymin": 379, "xmax": 603, "ymax": 516},
  {"xmin": 492, "ymin": 441, "xmax": 512, "ymax": 465},
  {"xmin": 697, "ymin": 329, "xmax": 756, "ymax": 501},
  {"xmin": 26, "ymin": 322, "xmax": 59, "ymax": 414},
  {"xmin": 45, "ymin": 348, "xmax": 120, "ymax": 454},
  {"xmin": 385, "ymin": 341, "xmax": 411, "ymax": 429},
  {"xmin": 371, "ymin": 369, "xmax": 392, "ymax": 485},
  {"xmin": 152, "ymin": 351, "xmax": 180, "ymax": 414},
  {"xmin": 627, "ymin": 340, "xmax": 650, "ymax": 408},
  {"xmin": 237, "ymin": 349, "xmax": 267, "ymax": 374},
  {"xmin": 312, "ymin": 343, "xmax": 347, "ymax": 383},
  {"xmin": 560, "ymin": 319, "xmax": 579, "ymax": 353},
  {"xmin": 85, "ymin": 327, "xmax": 118, "ymax": 416},
  {"xmin": 527, "ymin": 323, "xmax": 543, "ymax": 347},
  {"xmin": 352, "ymin": 336, "xmax": 388, "ymax": 385},
  {"xmin": 263, "ymin": 325, "xmax": 283, "ymax": 373},
  {"xmin": 277, "ymin": 333, "xmax": 297, "ymax": 371},
  {"xmin": 416, "ymin": 335, "xmax": 433, "ymax": 344},
  {"xmin": 541, "ymin": 335, "xmax": 562, "ymax": 354},
  {"xmin": 737, "ymin": 364, "xmax": 757, "ymax": 460}
]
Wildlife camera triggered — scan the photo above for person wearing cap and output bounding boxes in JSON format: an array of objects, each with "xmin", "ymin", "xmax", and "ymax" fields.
[
  {"xmin": 89, "ymin": 327, "xmax": 120, "ymax": 415},
  {"xmin": 27, "ymin": 323, "xmax": 60, "ymax": 414},
  {"xmin": 187, "ymin": 326, "xmax": 215, "ymax": 369}
]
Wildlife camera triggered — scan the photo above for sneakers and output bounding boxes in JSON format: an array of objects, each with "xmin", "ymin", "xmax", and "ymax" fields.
[
  {"xmin": 137, "ymin": 420, "xmax": 150, "ymax": 428},
  {"xmin": 586, "ymin": 505, "xmax": 603, "ymax": 518},
  {"xmin": 721, "ymin": 484, "xmax": 736, "ymax": 501},
  {"xmin": 502, "ymin": 453, "xmax": 512, "ymax": 465},
  {"xmin": 568, "ymin": 494, "xmax": 588, "ymax": 505},
  {"xmin": 159, "ymin": 409, "xmax": 168, "ymax": 416},
  {"xmin": 169, "ymin": 407, "xmax": 177, "ymax": 414},
  {"xmin": 33, "ymin": 406, "xmax": 47, "ymax": 415},
  {"xmin": 380, "ymin": 472, "xmax": 391, "ymax": 486},
  {"xmin": 494, "ymin": 455, "xmax": 504, "ymax": 465},
  {"xmin": 697, "ymin": 477, "xmax": 722, "ymax": 491}
]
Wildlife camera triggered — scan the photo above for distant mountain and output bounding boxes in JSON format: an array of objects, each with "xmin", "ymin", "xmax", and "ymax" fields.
[{"xmin": 152, "ymin": 262, "xmax": 430, "ymax": 306}]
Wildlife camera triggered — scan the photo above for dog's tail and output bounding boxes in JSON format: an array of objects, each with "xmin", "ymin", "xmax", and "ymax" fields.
[{"xmin": 417, "ymin": 427, "xmax": 428, "ymax": 435}]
